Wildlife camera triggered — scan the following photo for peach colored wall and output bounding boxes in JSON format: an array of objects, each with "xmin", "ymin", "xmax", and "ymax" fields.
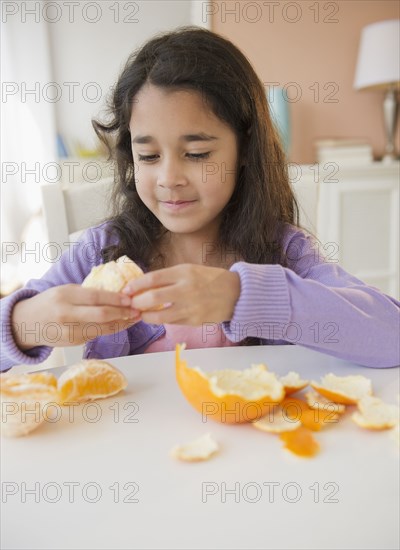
[{"xmin": 211, "ymin": 0, "xmax": 399, "ymax": 163}]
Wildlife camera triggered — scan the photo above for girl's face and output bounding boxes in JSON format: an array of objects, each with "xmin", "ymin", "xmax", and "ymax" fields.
[{"xmin": 129, "ymin": 84, "xmax": 239, "ymax": 238}]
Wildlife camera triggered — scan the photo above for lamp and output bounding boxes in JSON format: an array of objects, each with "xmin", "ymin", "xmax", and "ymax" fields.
[
  {"xmin": 354, "ymin": 19, "xmax": 400, "ymax": 162},
  {"xmin": 267, "ymin": 87, "xmax": 291, "ymax": 156}
]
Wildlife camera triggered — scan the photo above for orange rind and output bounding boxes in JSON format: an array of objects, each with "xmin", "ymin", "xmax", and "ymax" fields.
[
  {"xmin": 57, "ymin": 359, "xmax": 128, "ymax": 405},
  {"xmin": 279, "ymin": 371, "xmax": 309, "ymax": 395},
  {"xmin": 279, "ymin": 426, "xmax": 320, "ymax": 458},
  {"xmin": 304, "ymin": 389, "xmax": 346, "ymax": 414},
  {"xmin": 253, "ymin": 401, "xmax": 321, "ymax": 457},
  {"xmin": 253, "ymin": 406, "xmax": 301, "ymax": 433},
  {"xmin": 280, "ymin": 396, "xmax": 339, "ymax": 431},
  {"xmin": 175, "ymin": 344, "xmax": 284, "ymax": 424},
  {"xmin": 170, "ymin": 433, "xmax": 219, "ymax": 462},
  {"xmin": 0, "ymin": 372, "xmax": 59, "ymax": 437},
  {"xmin": 310, "ymin": 373, "xmax": 372, "ymax": 405},
  {"xmin": 352, "ymin": 395, "xmax": 400, "ymax": 430}
]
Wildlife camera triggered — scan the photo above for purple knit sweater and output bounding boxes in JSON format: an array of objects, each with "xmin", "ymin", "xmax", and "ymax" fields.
[{"xmin": 1, "ymin": 222, "xmax": 399, "ymax": 371}]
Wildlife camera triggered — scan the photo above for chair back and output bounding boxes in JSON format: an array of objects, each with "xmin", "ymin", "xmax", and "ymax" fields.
[
  {"xmin": 40, "ymin": 177, "xmax": 114, "ymax": 365},
  {"xmin": 41, "ymin": 177, "xmax": 114, "ymax": 251}
]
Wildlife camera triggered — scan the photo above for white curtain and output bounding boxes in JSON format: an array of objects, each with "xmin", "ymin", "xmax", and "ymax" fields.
[{"xmin": 1, "ymin": 13, "xmax": 58, "ymax": 292}]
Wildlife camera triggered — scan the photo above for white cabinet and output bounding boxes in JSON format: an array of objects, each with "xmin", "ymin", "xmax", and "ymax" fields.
[{"xmin": 291, "ymin": 162, "xmax": 399, "ymax": 299}]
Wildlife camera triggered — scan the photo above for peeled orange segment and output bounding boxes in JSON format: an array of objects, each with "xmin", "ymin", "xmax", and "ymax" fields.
[
  {"xmin": 115, "ymin": 255, "xmax": 145, "ymax": 280},
  {"xmin": 253, "ymin": 407, "xmax": 301, "ymax": 433},
  {"xmin": 280, "ymin": 396, "xmax": 339, "ymax": 431},
  {"xmin": 82, "ymin": 255, "xmax": 144, "ymax": 292},
  {"xmin": 175, "ymin": 344, "xmax": 284, "ymax": 424},
  {"xmin": 279, "ymin": 371, "xmax": 309, "ymax": 395},
  {"xmin": 57, "ymin": 360, "xmax": 127, "ymax": 404},
  {"xmin": 351, "ymin": 396, "xmax": 400, "ymax": 430},
  {"xmin": 170, "ymin": 433, "xmax": 219, "ymax": 462},
  {"xmin": 310, "ymin": 373, "xmax": 372, "ymax": 405},
  {"xmin": 1, "ymin": 372, "xmax": 59, "ymax": 437},
  {"xmin": 304, "ymin": 390, "xmax": 346, "ymax": 414},
  {"xmin": 83, "ymin": 255, "xmax": 164, "ymax": 312},
  {"xmin": 0, "ymin": 372, "xmax": 58, "ymax": 394},
  {"xmin": 279, "ymin": 426, "xmax": 320, "ymax": 458}
]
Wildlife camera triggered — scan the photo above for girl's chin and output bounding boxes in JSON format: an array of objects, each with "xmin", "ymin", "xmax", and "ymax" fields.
[{"xmin": 161, "ymin": 222, "xmax": 201, "ymax": 234}]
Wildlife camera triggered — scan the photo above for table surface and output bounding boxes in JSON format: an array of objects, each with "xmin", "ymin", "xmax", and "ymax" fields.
[{"xmin": 1, "ymin": 345, "xmax": 399, "ymax": 550}]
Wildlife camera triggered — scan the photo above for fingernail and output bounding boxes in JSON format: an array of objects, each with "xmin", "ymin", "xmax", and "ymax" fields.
[{"xmin": 122, "ymin": 287, "xmax": 131, "ymax": 295}]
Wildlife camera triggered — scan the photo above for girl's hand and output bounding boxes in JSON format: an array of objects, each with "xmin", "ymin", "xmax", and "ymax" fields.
[
  {"xmin": 11, "ymin": 284, "xmax": 142, "ymax": 350},
  {"xmin": 122, "ymin": 264, "xmax": 241, "ymax": 326}
]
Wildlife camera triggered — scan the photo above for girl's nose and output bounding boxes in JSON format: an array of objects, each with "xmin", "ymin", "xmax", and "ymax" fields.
[{"xmin": 156, "ymin": 158, "xmax": 188, "ymax": 188}]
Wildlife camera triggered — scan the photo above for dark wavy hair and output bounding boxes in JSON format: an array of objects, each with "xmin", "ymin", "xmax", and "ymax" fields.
[{"xmin": 92, "ymin": 25, "xmax": 307, "ymax": 271}]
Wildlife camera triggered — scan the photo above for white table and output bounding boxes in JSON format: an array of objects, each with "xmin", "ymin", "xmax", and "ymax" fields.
[{"xmin": 1, "ymin": 345, "xmax": 399, "ymax": 550}]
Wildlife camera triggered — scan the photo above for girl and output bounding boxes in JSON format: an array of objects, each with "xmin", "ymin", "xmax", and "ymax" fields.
[{"xmin": 1, "ymin": 27, "xmax": 399, "ymax": 371}]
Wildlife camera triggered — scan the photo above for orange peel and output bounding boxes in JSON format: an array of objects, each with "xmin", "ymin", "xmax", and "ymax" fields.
[
  {"xmin": 279, "ymin": 371, "xmax": 309, "ymax": 395},
  {"xmin": 279, "ymin": 426, "xmax": 320, "ymax": 458},
  {"xmin": 352, "ymin": 395, "xmax": 399, "ymax": 430},
  {"xmin": 310, "ymin": 373, "xmax": 372, "ymax": 405},
  {"xmin": 57, "ymin": 359, "xmax": 127, "ymax": 404},
  {"xmin": 170, "ymin": 433, "xmax": 219, "ymax": 462},
  {"xmin": 304, "ymin": 389, "xmax": 346, "ymax": 414},
  {"xmin": 253, "ymin": 407, "xmax": 301, "ymax": 433},
  {"xmin": 281, "ymin": 396, "xmax": 339, "ymax": 431},
  {"xmin": 175, "ymin": 344, "xmax": 284, "ymax": 424}
]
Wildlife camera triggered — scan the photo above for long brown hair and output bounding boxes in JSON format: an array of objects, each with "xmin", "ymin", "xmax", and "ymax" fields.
[{"xmin": 92, "ymin": 26, "xmax": 305, "ymax": 272}]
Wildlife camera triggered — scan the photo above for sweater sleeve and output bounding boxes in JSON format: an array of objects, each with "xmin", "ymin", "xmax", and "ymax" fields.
[
  {"xmin": 222, "ymin": 228, "xmax": 400, "ymax": 368},
  {"xmin": 0, "ymin": 225, "xmax": 106, "ymax": 372}
]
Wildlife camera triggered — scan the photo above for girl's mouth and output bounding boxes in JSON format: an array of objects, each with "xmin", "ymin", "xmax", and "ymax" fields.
[{"xmin": 161, "ymin": 200, "xmax": 197, "ymax": 211}]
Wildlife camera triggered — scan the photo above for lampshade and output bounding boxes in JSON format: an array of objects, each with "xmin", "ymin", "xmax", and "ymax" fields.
[
  {"xmin": 354, "ymin": 19, "xmax": 400, "ymax": 90},
  {"xmin": 267, "ymin": 87, "xmax": 291, "ymax": 155}
]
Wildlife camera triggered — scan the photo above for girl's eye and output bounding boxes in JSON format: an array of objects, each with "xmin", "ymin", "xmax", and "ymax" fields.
[
  {"xmin": 137, "ymin": 152, "xmax": 211, "ymax": 163},
  {"xmin": 187, "ymin": 152, "xmax": 211, "ymax": 161},
  {"xmin": 138, "ymin": 154, "xmax": 158, "ymax": 162}
]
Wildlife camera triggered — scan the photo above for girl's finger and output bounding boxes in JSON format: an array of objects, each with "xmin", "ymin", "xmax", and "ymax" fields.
[
  {"xmin": 67, "ymin": 285, "xmax": 135, "ymax": 308},
  {"xmin": 130, "ymin": 286, "xmax": 179, "ymax": 310},
  {"xmin": 139, "ymin": 305, "xmax": 190, "ymax": 325},
  {"xmin": 123, "ymin": 266, "xmax": 181, "ymax": 295},
  {"xmin": 74, "ymin": 306, "xmax": 141, "ymax": 324}
]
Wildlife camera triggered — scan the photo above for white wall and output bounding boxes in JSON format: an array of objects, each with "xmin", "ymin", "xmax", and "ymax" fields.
[
  {"xmin": 1, "ymin": 8, "xmax": 58, "ymax": 293},
  {"xmin": 0, "ymin": 0, "xmax": 195, "ymax": 297},
  {"xmin": 47, "ymin": 0, "xmax": 193, "ymax": 152}
]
